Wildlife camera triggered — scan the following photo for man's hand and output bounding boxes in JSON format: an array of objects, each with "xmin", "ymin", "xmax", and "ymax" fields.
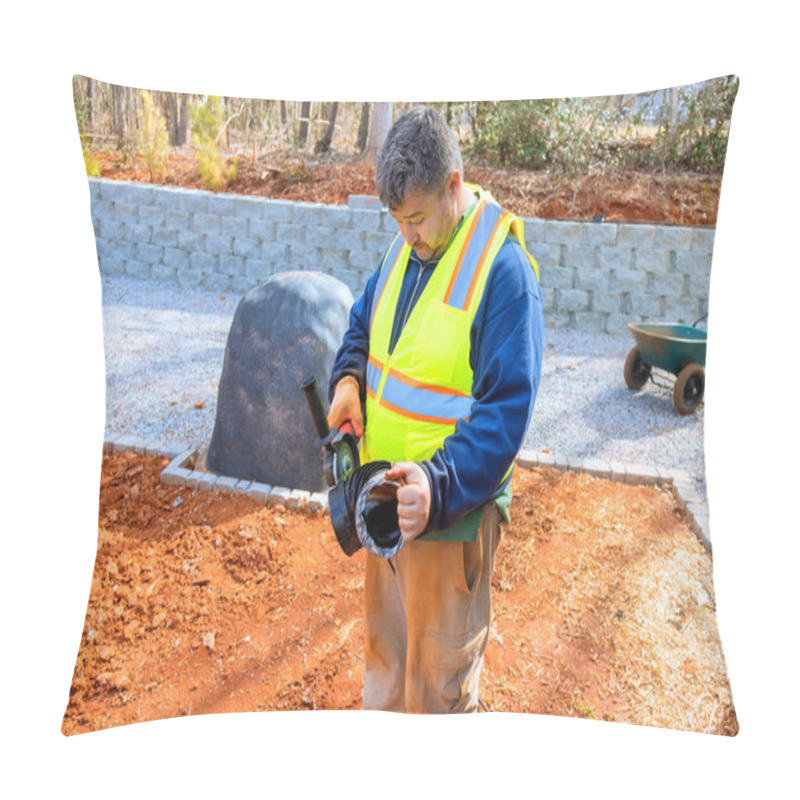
[
  {"xmin": 327, "ymin": 376, "xmax": 363, "ymax": 438},
  {"xmin": 384, "ymin": 462, "xmax": 431, "ymax": 542}
]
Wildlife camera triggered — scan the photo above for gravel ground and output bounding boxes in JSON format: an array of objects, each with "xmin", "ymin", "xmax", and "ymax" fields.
[{"xmin": 100, "ymin": 275, "xmax": 707, "ymax": 499}]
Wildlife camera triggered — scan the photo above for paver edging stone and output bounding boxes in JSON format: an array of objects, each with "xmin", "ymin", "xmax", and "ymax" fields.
[{"xmin": 102, "ymin": 435, "xmax": 711, "ymax": 551}]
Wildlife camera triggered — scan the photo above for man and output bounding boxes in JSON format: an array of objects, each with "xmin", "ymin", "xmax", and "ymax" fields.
[{"xmin": 327, "ymin": 106, "xmax": 543, "ymax": 713}]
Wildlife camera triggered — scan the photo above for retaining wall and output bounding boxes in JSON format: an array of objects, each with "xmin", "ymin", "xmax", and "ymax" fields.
[{"xmin": 88, "ymin": 178, "xmax": 715, "ymax": 334}]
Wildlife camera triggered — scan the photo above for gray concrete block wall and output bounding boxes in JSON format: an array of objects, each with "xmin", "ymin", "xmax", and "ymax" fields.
[
  {"xmin": 523, "ymin": 218, "xmax": 714, "ymax": 334},
  {"xmin": 89, "ymin": 179, "xmax": 714, "ymax": 334}
]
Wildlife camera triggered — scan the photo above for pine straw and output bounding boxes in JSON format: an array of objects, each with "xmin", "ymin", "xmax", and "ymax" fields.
[{"xmin": 488, "ymin": 468, "xmax": 738, "ymax": 735}]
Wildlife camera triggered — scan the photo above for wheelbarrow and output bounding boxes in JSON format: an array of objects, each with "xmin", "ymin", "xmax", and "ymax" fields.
[{"xmin": 623, "ymin": 313, "xmax": 708, "ymax": 415}]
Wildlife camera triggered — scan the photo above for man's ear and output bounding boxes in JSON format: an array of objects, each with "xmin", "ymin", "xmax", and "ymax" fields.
[{"xmin": 446, "ymin": 170, "xmax": 462, "ymax": 200}]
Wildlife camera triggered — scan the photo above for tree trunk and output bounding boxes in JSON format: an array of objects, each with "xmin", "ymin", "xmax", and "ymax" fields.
[
  {"xmin": 315, "ymin": 101, "xmax": 339, "ymax": 153},
  {"xmin": 356, "ymin": 102, "xmax": 370, "ymax": 152},
  {"xmin": 179, "ymin": 93, "xmax": 191, "ymax": 146},
  {"xmin": 297, "ymin": 101, "xmax": 312, "ymax": 146},
  {"xmin": 363, "ymin": 102, "xmax": 393, "ymax": 163},
  {"xmin": 87, "ymin": 77, "xmax": 95, "ymax": 129},
  {"xmin": 669, "ymin": 86, "xmax": 679, "ymax": 127},
  {"xmin": 167, "ymin": 92, "xmax": 180, "ymax": 146},
  {"xmin": 112, "ymin": 84, "xmax": 128, "ymax": 148}
]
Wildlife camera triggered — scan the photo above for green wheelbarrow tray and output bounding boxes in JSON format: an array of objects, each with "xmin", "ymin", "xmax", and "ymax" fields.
[{"xmin": 623, "ymin": 314, "xmax": 708, "ymax": 415}]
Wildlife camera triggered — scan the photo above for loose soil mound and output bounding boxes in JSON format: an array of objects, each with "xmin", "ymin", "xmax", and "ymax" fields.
[
  {"xmin": 89, "ymin": 149, "xmax": 720, "ymax": 226},
  {"xmin": 62, "ymin": 452, "xmax": 737, "ymax": 736}
]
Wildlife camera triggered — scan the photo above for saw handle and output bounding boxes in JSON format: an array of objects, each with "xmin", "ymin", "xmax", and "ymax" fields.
[{"xmin": 301, "ymin": 376, "xmax": 332, "ymax": 442}]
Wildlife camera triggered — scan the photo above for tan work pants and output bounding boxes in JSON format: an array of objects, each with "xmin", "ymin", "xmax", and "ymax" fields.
[{"xmin": 362, "ymin": 504, "xmax": 502, "ymax": 713}]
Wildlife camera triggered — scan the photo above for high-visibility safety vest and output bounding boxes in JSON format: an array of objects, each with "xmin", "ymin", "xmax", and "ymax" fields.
[{"xmin": 362, "ymin": 186, "xmax": 538, "ymax": 539}]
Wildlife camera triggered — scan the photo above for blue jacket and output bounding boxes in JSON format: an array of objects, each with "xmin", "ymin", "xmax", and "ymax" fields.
[{"xmin": 329, "ymin": 232, "xmax": 543, "ymax": 533}]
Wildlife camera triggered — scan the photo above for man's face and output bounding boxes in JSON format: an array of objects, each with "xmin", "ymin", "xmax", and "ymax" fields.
[{"xmin": 389, "ymin": 178, "xmax": 460, "ymax": 262}]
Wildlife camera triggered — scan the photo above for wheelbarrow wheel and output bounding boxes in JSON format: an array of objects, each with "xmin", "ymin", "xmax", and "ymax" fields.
[
  {"xmin": 624, "ymin": 347, "xmax": 652, "ymax": 389},
  {"xmin": 673, "ymin": 362, "xmax": 705, "ymax": 415}
]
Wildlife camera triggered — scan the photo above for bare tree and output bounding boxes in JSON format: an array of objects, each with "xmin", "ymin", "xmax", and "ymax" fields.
[
  {"xmin": 111, "ymin": 84, "xmax": 129, "ymax": 148},
  {"xmin": 297, "ymin": 101, "xmax": 312, "ymax": 146},
  {"xmin": 356, "ymin": 102, "xmax": 370, "ymax": 152},
  {"xmin": 315, "ymin": 102, "xmax": 339, "ymax": 153},
  {"xmin": 363, "ymin": 102, "xmax": 393, "ymax": 162}
]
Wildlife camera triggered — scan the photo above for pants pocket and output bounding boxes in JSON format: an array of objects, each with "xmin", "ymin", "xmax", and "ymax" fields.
[{"xmin": 424, "ymin": 626, "xmax": 488, "ymax": 713}]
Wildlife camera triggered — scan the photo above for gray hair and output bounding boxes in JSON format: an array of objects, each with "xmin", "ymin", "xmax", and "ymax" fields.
[{"xmin": 374, "ymin": 106, "xmax": 463, "ymax": 209}]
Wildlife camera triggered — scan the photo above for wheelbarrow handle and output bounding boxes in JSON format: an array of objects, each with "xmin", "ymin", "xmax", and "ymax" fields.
[{"xmin": 692, "ymin": 312, "xmax": 709, "ymax": 328}]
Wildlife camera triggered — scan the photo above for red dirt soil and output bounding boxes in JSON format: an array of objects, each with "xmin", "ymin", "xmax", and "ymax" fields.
[
  {"xmin": 62, "ymin": 452, "xmax": 737, "ymax": 736},
  {"xmin": 89, "ymin": 149, "xmax": 721, "ymax": 226}
]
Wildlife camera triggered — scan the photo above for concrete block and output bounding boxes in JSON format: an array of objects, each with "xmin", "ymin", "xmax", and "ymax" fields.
[
  {"xmin": 219, "ymin": 214, "xmax": 248, "ymax": 239},
  {"xmin": 112, "ymin": 203, "xmax": 139, "ymax": 224},
  {"xmin": 624, "ymin": 463, "xmax": 661, "ymax": 485},
  {"xmin": 365, "ymin": 232, "xmax": 395, "ymax": 252},
  {"xmin": 538, "ymin": 286, "xmax": 556, "ymax": 311},
  {"xmin": 349, "ymin": 250, "xmax": 383, "ymax": 270},
  {"xmin": 248, "ymin": 218, "xmax": 277, "ymax": 241},
  {"xmin": 110, "ymin": 434, "xmax": 140, "ymax": 452},
  {"xmin": 261, "ymin": 199, "xmax": 295, "ymax": 223},
  {"xmin": 292, "ymin": 202, "xmax": 326, "ymax": 226},
  {"xmin": 691, "ymin": 228, "xmax": 716, "ymax": 254},
  {"xmin": 244, "ymin": 258, "xmax": 274, "ymax": 280},
  {"xmin": 596, "ymin": 246, "xmax": 632, "ymax": 271},
  {"xmin": 307, "ymin": 492, "xmax": 329, "ymax": 513},
  {"xmin": 204, "ymin": 234, "xmax": 233, "ymax": 256},
  {"xmin": 184, "ymin": 471, "xmax": 202, "ymax": 489},
  {"xmin": 563, "ymin": 245, "xmax": 596, "ymax": 270},
  {"xmin": 176, "ymin": 190, "xmax": 211, "ymax": 215},
  {"xmin": 322, "ymin": 249, "xmax": 350, "ymax": 270},
  {"xmin": 675, "ymin": 250, "xmax": 713, "ymax": 278},
  {"xmin": 531, "ymin": 242, "xmax": 560, "ymax": 269},
  {"xmin": 197, "ymin": 473, "xmax": 218, "ymax": 492},
  {"xmin": 347, "ymin": 195, "xmax": 382, "ymax": 210},
  {"xmin": 349, "ymin": 208, "xmax": 382, "ymax": 231},
  {"xmin": 634, "ymin": 249, "xmax": 670, "ymax": 273},
  {"xmin": 151, "ymin": 185, "xmax": 188, "ymax": 209},
  {"xmin": 178, "ymin": 230, "xmax": 204, "ymax": 251},
  {"xmin": 521, "ymin": 217, "xmax": 545, "ymax": 242},
  {"xmin": 650, "ymin": 272, "xmax": 684, "ymax": 296},
  {"xmin": 617, "ymin": 224, "xmax": 657, "ymax": 248},
  {"xmin": 287, "ymin": 245, "xmax": 322, "ymax": 268},
  {"xmin": 98, "ymin": 256, "xmax": 126, "ymax": 277},
  {"xmin": 246, "ymin": 482, "xmax": 272, "ymax": 505},
  {"xmin": 125, "ymin": 259, "xmax": 151, "ymax": 279},
  {"xmin": 190, "ymin": 252, "xmax": 218, "ymax": 273},
  {"xmin": 133, "ymin": 242, "xmax": 163, "ymax": 265},
  {"xmin": 151, "ymin": 229, "xmax": 178, "ymax": 247},
  {"xmin": 139, "ymin": 206, "xmax": 165, "ymax": 227},
  {"xmin": 161, "ymin": 465, "xmax": 192, "ymax": 487},
  {"xmin": 165, "ymin": 210, "xmax": 191, "ymax": 231},
  {"xmin": 217, "ymin": 254, "xmax": 245, "ymax": 276},
  {"xmin": 548, "ymin": 312, "xmax": 574, "ymax": 329},
  {"xmin": 575, "ymin": 268, "xmax": 607, "ymax": 292},
  {"xmin": 213, "ymin": 475, "xmax": 240, "ymax": 494},
  {"xmin": 319, "ymin": 205, "xmax": 351, "ymax": 225},
  {"xmin": 192, "ymin": 212, "xmax": 222, "ymax": 236},
  {"xmin": 591, "ymin": 292, "xmax": 620, "ymax": 315},
  {"xmin": 331, "ymin": 229, "xmax": 367, "ymax": 251},
  {"xmin": 558, "ymin": 289, "xmax": 590, "ymax": 313},
  {"xmin": 163, "ymin": 247, "xmax": 190, "ymax": 270},
  {"xmin": 544, "ymin": 220, "xmax": 582, "ymax": 245},
  {"xmin": 631, "ymin": 293, "xmax": 662, "ymax": 318},
  {"xmin": 612, "ymin": 269, "xmax": 648, "ymax": 294},
  {"xmin": 233, "ymin": 235, "xmax": 261, "ymax": 258},
  {"xmin": 268, "ymin": 486, "xmax": 291, "ymax": 506},
  {"xmin": 609, "ymin": 461, "xmax": 627, "ymax": 483},
  {"xmin": 97, "ymin": 218, "xmax": 125, "ymax": 241},
  {"xmin": 276, "ymin": 223, "xmax": 307, "ymax": 246},
  {"xmin": 580, "ymin": 458, "xmax": 611, "ymax": 478},
  {"xmin": 176, "ymin": 270, "xmax": 207, "ymax": 289},
  {"xmin": 234, "ymin": 480, "xmax": 253, "ymax": 495},
  {"xmin": 286, "ymin": 489, "xmax": 311, "ymax": 510},
  {"xmin": 554, "ymin": 454, "xmax": 569, "ymax": 471},
  {"xmin": 653, "ymin": 226, "xmax": 692, "ymax": 251},
  {"xmin": 540, "ymin": 265, "xmax": 574, "ymax": 290},
  {"xmin": 151, "ymin": 264, "xmax": 178, "ymax": 283},
  {"xmin": 125, "ymin": 222, "xmax": 152, "ymax": 244},
  {"xmin": 581, "ymin": 223, "xmax": 618, "ymax": 246}
]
